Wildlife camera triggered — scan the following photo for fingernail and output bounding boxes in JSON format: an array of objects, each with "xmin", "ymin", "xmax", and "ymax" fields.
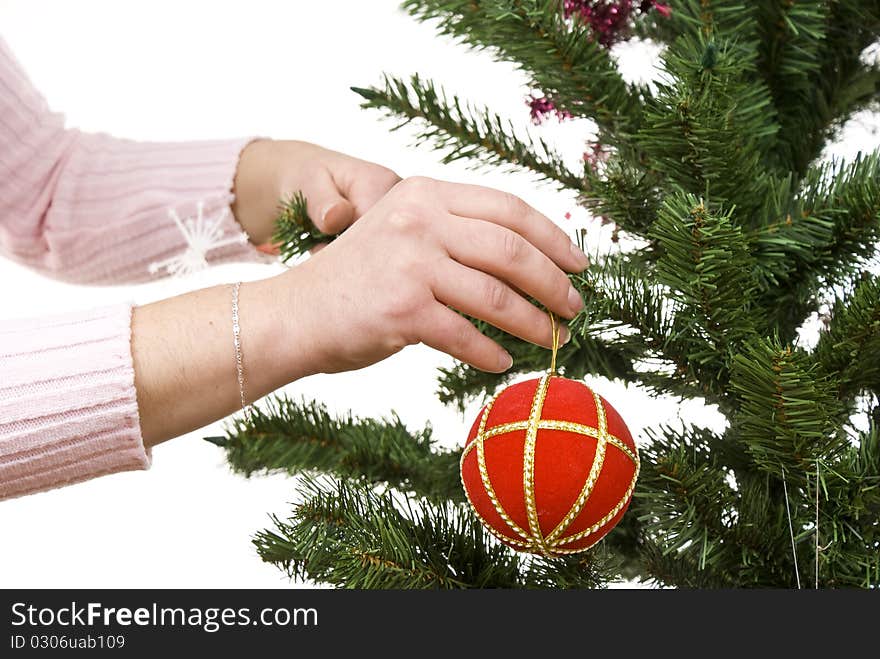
[
  {"xmin": 499, "ymin": 352, "xmax": 514, "ymax": 371},
  {"xmin": 560, "ymin": 325, "xmax": 571, "ymax": 345},
  {"xmin": 568, "ymin": 284, "xmax": 584, "ymax": 313},
  {"xmin": 320, "ymin": 202, "xmax": 337, "ymax": 224},
  {"xmin": 570, "ymin": 242, "xmax": 590, "ymax": 269}
]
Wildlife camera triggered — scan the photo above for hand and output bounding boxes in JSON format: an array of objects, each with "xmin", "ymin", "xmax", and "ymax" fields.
[
  {"xmin": 231, "ymin": 139, "xmax": 402, "ymax": 247},
  {"xmin": 272, "ymin": 176, "xmax": 590, "ymax": 377}
]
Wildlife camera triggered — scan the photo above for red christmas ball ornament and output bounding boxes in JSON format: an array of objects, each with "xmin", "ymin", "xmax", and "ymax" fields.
[{"xmin": 460, "ymin": 374, "xmax": 639, "ymax": 557}]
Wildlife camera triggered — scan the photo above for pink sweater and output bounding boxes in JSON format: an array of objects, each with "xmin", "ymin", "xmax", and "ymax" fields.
[{"xmin": 0, "ymin": 37, "xmax": 263, "ymax": 500}]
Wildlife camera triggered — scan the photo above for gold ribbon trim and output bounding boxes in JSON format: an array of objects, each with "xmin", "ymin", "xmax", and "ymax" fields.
[{"xmin": 460, "ymin": 373, "xmax": 640, "ymax": 557}]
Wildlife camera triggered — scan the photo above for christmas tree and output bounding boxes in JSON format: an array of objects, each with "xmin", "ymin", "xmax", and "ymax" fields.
[{"xmin": 210, "ymin": 1, "xmax": 880, "ymax": 588}]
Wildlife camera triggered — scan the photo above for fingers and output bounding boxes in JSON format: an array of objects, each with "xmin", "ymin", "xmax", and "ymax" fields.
[
  {"xmin": 303, "ymin": 168, "xmax": 356, "ymax": 234},
  {"xmin": 306, "ymin": 165, "xmax": 401, "ymax": 235},
  {"xmin": 441, "ymin": 215, "xmax": 583, "ymax": 319},
  {"xmin": 431, "ymin": 180, "xmax": 589, "ymax": 273},
  {"xmin": 430, "ymin": 260, "xmax": 570, "ymax": 350},
  {"xmin": 336, "ymin": 165, "xmax": 402, "ymax": 219},
  {"xmin": 418, "ymin": 303, "xmax": 514, "ymax": 373},
  {"xmin": 256, "ymin": 242, "xmax": 281, "ymax": 256}
]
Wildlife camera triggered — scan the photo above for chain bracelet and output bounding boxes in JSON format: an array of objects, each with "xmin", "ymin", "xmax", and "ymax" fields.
[{"xmin": 231, "ymin": 282, "xmax": 253, "ymax": 423}]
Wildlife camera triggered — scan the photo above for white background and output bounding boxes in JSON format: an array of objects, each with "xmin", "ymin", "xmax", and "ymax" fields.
[{"xmin": 0, "ymin": 0, "xmax": 876, "ymax": 588}]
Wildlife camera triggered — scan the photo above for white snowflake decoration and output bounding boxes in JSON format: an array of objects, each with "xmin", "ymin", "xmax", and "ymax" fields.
[{"xmin": 148, "ymin": 201, "xmax": 249, "ymax": 278}]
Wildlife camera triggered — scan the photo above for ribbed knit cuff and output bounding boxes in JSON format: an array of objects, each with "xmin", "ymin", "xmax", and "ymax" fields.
[
  {"xmin": 0, "ymin": 304, "xmax": 149, "ymax": 500},
  {"xmin": 41, "ymin": 134, "xmax": 271, "ymax": 284}
]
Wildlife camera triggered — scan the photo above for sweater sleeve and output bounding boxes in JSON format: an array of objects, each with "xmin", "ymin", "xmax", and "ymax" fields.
[
  {"xmin": 0, "ymin": 304, "xmax": 148, "ymax": 500},
  {"xmin": 0, "ymin": 36, "xmax": 265, "ymax": 284},
  {"xmin": 0, "ymin": 37, "xmax": 271, "ymax": 499}
]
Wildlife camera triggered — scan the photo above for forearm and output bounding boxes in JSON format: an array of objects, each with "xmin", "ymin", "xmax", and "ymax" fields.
[{"xmin": 131, "ymin": 273, "xmax": 311, "ymax": 447}]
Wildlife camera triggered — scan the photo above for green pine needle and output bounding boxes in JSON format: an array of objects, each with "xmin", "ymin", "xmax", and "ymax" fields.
[
  {"xmin": 355, "ymin": 73, "xmax": 585, "ymax": 190},
  {"xmin": 254, "ymin": 477, "xmax": 613, "ymax": 589},
  {"xmin": 271, "ymin": 191, "xmax": 334, "ymax": 263}
]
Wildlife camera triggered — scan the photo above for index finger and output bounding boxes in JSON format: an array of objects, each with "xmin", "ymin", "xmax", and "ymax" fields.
[{"xmin": 431, "ymin": 180, "xmax": 589, "ymax": 273}]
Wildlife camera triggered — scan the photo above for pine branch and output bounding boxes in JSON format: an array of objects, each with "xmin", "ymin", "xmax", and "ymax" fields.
[
  {"xmin": 637, "ymin": 422, "xmax": 847, "ymax": 588},
  {"xmin": 401, "ymin": 0, "xmax": 644, "ymax": 135},
  {"xmin": 572, "ymin": 254, "xmax": 734, "ymax": 407},
  {"xmin": 352, "ymin": 75, "xmax": 584, "ymax": 190},
  {"xmin": 211, "ymin": 397, "xmax": 463, "ymax": 503},
  {"xmin": 750, "ymin": 152, "xmax": 880, "ymax": 337},
  {"xmin": 271, "ymin": 192, "xmax": 334, "ymax": 261},
  {"xmin": 814, "ymin": 273, "xmax": 880, "ymax": 401},
  {"xmin": 793, "ymin": 0, "xmax": 880, "ymax": 173},
  {"xmin": 639, "ymin": 465, "xmax": 820, "ymax": 588},
  {"xmin": 726, "ymin": 472, "xmax": 811, "ymax": 587},
  {"xmin": 649, "ymin": 193, "xmax": 758, "ymax": 371},
  {"xmin": 255, "ymin": 477, "xmax": 521, "ymax": 588},
  {"xmin": 755, "ymin": 1, "xmax": 829, "ymax": 173},
  {"xmin": 725, "ymin": 428, "xmax": 880, "ymax": 589},
  {"xmin": 729, "ymin": 336, "xmax": 848, "ymax": 481},
  {"xmin": 519, "ymin": 545, "xmax": 619, "ymax": 588},
  {"xmin": 636, "ymin": 424, "xmax": 741, "ymax": 586},
  {"xmin": 662, "ymin": 0, "xmax": 759, "ymax": 40},
  {"xmin": 817, "ymin": 420, "xmax": 880, "ymax": 587},
  {"xmin": 579, "ymin": 158, "xmax": 663, "ymax": 238},
  {"xmin": 255, "ymin": 477, "xmax": 612, "ymax": 588},
  {"xmin": 636, "ymin": 32, "xmax": 780, "ymax": 223},
  {"xmin": 799, "ymin": 153, "xmax": 880, "ymax": 285},
  {"xmin": 638, "ymin": 539, "xmax": 734, "ymax": 588},
  {"xmin": 746, "ymin": 172, "xmax": 836, "ymax": 339}
]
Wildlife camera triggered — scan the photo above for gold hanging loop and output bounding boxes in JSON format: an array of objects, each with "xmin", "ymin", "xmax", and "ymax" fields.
[{"xmin": 548, "ymin": 310, "xmax": 560, "ymax": 376}]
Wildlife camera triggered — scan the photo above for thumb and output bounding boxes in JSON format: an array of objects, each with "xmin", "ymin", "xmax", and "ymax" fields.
[{"xmin": 304, "ymin": 168, "xmax": 356, "ymax": 235}]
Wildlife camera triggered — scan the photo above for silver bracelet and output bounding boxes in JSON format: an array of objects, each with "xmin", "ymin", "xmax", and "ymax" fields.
[{"xmin": 231, "ymin": 282, "xmax": 253, "ymax": 422}]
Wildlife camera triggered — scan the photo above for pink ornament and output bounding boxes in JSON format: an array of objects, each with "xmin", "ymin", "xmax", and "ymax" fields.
[
  {"xmin": 563, "ymin": 1, "xmax": 671, "ymax": 48},
  {"xmin": 527, "ymin": 94, "xmax": 572, "ymax": 125}
]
